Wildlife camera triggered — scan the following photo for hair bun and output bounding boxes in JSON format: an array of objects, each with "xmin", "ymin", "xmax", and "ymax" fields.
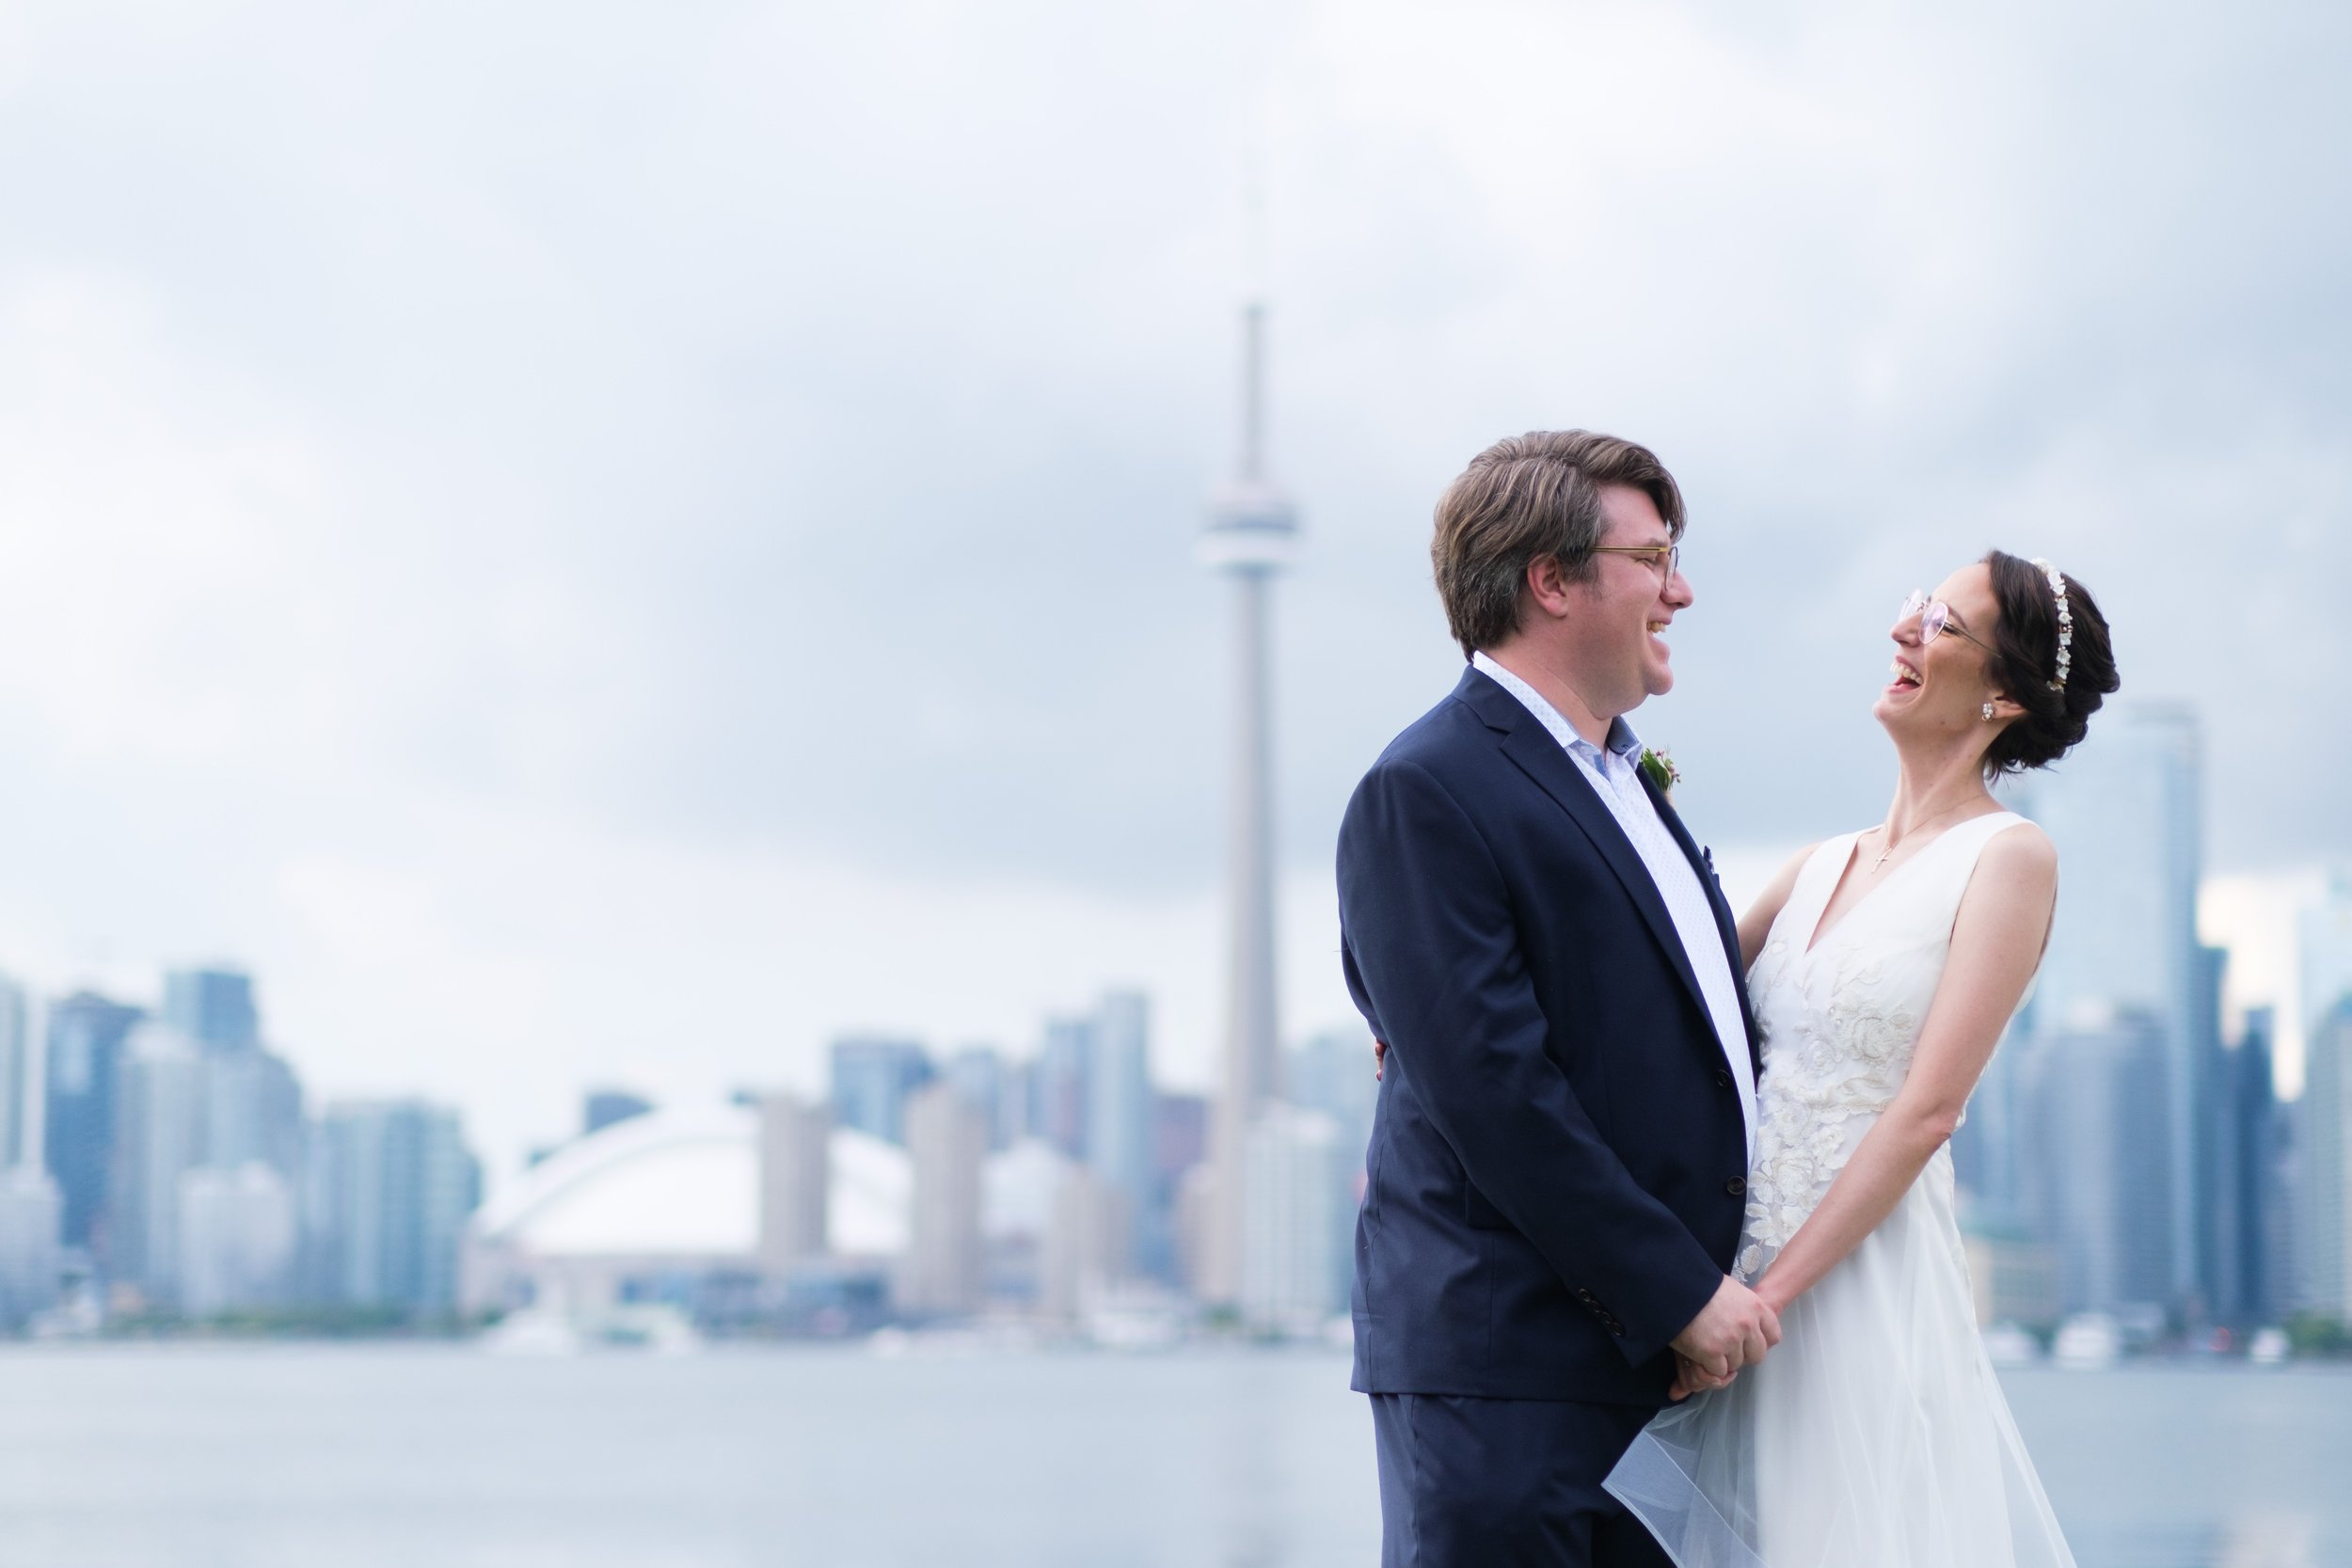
[{"xmin": 1981, "ymin": 550, "xmax": 2118, "ymax": 776}]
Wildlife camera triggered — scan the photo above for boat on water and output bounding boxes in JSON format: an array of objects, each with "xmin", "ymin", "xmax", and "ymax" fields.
[
  {"xmin": 2052, "ymin": 1312, "xmax": 2122, "ymax": 1370},
  {"xmin": 1980, "ymin": 1322, "xmax": 2042, "ymax": 1368}
]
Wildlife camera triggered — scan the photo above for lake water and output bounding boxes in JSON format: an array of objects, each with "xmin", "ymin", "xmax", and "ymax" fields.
[{"xmin": 0, "ymin": 1345, "xmax": 2340, "ymax": 1567}]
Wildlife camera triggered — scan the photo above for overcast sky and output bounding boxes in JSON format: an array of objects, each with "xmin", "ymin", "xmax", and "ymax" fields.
[{"xmin": 2, "ymin": 0, "xmax": 2346, "ymax": 1180}]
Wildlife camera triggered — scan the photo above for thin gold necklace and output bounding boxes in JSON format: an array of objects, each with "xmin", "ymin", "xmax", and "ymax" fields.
[{"xmin": 1867, "ymin": 800, "xmax": 1978, "ymax": 874}]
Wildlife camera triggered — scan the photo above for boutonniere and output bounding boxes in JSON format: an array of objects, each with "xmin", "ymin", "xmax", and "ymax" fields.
[{"xmin": 1638, "ymin": 746, "xmax": 1680, "ymax": 797}]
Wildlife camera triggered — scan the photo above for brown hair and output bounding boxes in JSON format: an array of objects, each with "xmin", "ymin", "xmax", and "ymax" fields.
[
  {"xmin": 1430, "ymin": 430, "xmax": 1686, "ymax": 657},
  {"xmin": 1979, "ymin": 549, "xmax": 2120, "ymax": 776}
]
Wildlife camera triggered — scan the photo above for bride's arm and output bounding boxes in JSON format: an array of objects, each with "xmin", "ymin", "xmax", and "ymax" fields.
[
  {"xmin": 1737, "ymin": 844, "xmax": 1819, "ymax": 969},
  {"xmin": 1749, "ymin": 824, "xmax": 2058, "ymax": 1318}
]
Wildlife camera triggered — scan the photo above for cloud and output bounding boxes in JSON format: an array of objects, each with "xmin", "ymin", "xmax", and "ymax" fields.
[{"xmin": 0, "ymin": 0, "xmax": 2344, "ymax": 1174}]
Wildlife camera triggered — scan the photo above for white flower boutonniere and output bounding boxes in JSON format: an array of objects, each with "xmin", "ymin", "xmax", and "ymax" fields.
[{"xmin": 1638, "ymin": 746, "xmax": 1680, "ymax": 797}]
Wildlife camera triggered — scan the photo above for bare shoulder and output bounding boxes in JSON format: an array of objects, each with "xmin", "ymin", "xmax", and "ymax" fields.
[
  {"xmin": 1979, "ymin": 818, "xmax": 2058, "ymax": 883},
  {"xmin": 1956, "ymin": 819, "xmax": 2058, "ymax": 932}
]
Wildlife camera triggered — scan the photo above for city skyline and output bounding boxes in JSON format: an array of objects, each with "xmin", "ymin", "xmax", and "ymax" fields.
[
  {"xmin": 0, "ymin": 815, "xmax": 2338, "ymax": 1199},
  {"xmin": 2, "ymin": 779, "xmax": 2344, "ymax": 1343}
]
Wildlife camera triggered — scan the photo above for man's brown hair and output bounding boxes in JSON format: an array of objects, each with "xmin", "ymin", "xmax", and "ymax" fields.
[{"xmin": 1430, "ymin": 430, "xmax": 1686, "ymax": 657}]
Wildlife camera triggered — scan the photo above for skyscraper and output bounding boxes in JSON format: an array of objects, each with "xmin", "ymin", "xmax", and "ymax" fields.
[
  {"xmin": 2018, "ymin": 1011, "xmax": 2173, "ymax": 1316},
  {"xmin": 0, "ymin": 1166, "xmax": 60, "ymax": 1325},
  {"xmin": 2296, "ymin": 879, "xmax": 2352, "ymax": 1318},
  {"xmin": 202, "ymin": 1047, "xmax": 305, "ymax": 1179},
  {"xmin": 2300, "ymin": 998, "xmax": 2352, "ymax": 1317},
  {"xmin": 2301, "ymin": 873, "xmax": 2352, "ymax": 1049},
  {"xmin": 108, "ymin": 1023, "xmax": 207, "ymax": 1305},
  {"xmin": 1239, "ymin": 1103, "xmax": 1343, "ymax": 1333},
  {"xmin": 2014, "ymin": 704, "xmax": 2206, "ymax": 1308},
  {"xmin": 827, "ymin": 1036, "xmax": 933, "ymax": 1146},
  {"xmin": 44, "ymin": 992, "xmax": 144, "ymax": 1252},
  {"xmin": 1041, "ymin": 1164, "xmax": 1122, "ymax": 1323},
  {"xmin": 2228, "ymin": 1008, "xmax": 2280, "ymax": 1324},
  {"xmin": 162, "ymin": 967, "xmax": 259, "ymax": 1054},
  {"xmin": 178, "ymin": 1163, "xmax": 296, "ymax": 1316},
  {"xmin": 1200, "ymin": 298, "xmax": 1298, "ymax": 1306},
  {"xmin": 1153, "ymin": 1091, "xmax": 1207, "ymax": 1289},
  {"xmin": 1287, "ymin": 1028, "xmax": 1378, "ymax": 1192},
  {"xmin": 0, "ymin": 974, "xmax": 29, "ymax": 1168},
  {"xmin": 900, "ymin": 1082, "xmax": 986, "ymax": 1318},
  {"xmin": 0, "ymin": 975, "xmax": 59, "ymax": 1323},
  {"xmin": 1287, "ymin": 1028, "xmax": 1380, "ymax": 1306},
  {"xmin": 314, "ymin": 1101, "xmax": 479, "ymax": 1314},
  {"xmin": 1031, "ymin": 1016, "xmax": 1090, "ymax": 1159},
  {"xmin": 944, "ymin": 1048, "xmax": 1018, "ymax": 1150},
  {"xmin": 2191, "ymin": 943, "xmax": 2236, "ymax": 1318},
  {"xmin": 758, "ymin": 1093, "xmax": 831, "ymax": 1273},
  {"xmin": 1084, "ymin": 990, "xmax": 1153, "ymax": 1279}
]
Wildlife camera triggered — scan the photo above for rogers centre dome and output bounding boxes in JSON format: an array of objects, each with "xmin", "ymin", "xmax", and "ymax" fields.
[{"xmin": 470, "ymin": 1104, "xmax": 913, "ymax": 1269}]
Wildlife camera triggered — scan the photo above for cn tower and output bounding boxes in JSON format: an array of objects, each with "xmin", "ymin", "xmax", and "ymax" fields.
[{"xmin": 1198, "ymin": 298, "xmax": 1297, "ymax": 1306}]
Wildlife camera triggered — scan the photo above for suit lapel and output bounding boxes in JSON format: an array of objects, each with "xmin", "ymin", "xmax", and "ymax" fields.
[
  {"xmin": 1642, "ymin": 771, "xmax": 1765, "ymax": 1072},
  {"xmin": 1471, "ymin": 691, "xmax": 1719, "ymax": 1042}
]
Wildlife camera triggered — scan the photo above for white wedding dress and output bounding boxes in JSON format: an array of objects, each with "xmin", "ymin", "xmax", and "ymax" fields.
[{"xmin": 1605, "ymin": 811, "xmax": 2076, "ymax": 1568}]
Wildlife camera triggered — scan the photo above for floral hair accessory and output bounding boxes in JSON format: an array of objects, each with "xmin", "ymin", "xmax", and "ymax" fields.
[{"xmin": 2028, "ymin": 558, "xmax": 2071, "ymax": 691}]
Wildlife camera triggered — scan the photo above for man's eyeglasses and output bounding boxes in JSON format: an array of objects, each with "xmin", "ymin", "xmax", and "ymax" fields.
[
  {"xmin": 1590, "ymin": 543, "xmax": 1680, "ymax": 581},
  {"xmin": 1900, "ymin": 590, "xmax": 1989, "ymax": 651}
]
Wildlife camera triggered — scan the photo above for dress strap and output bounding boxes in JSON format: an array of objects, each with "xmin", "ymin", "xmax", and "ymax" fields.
[
  {"xmin": 1912, "ymin": 810, "xmax": 2034, "ymax": 934},
  {"xmin": 1937, "ymin": 809, "xmax": 2030, "ymax": 860}
]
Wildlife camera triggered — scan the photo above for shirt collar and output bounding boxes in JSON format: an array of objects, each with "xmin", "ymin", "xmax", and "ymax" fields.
[{"xmin": 1469, "ymin": 653, "xmax": 1645, "ymax": 767}]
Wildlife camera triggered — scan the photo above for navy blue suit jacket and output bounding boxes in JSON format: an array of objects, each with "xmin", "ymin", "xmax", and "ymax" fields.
[{"xmin": 1339, "ymin": 667, "xmax": 1760, "ymax": 1405}]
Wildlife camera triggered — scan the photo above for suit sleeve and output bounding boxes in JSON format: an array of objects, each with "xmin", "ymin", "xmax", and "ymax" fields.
[{"xmin": 1339, "ymin": 756, "xmax": 1724, "ymax": 1367}]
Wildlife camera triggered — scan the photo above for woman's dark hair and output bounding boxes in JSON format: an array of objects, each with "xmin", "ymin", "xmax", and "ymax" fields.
[{"xmin": 1979, "ymin": 549, "xmax": 2119, "ymax": 777}]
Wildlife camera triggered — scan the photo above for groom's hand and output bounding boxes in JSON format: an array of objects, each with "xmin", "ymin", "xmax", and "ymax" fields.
[{"xmin": 1669, "ymin": 1275, "xmax": 1781, "ymax": 1381}]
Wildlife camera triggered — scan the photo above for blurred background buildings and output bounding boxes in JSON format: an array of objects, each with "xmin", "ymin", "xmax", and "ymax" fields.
[{"xmin": 0, "ymin": 962, "xmax": 480, "ymax": 1332}]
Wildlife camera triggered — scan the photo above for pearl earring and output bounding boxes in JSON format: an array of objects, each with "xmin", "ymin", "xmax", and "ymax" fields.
[{"xmin": 1981, "ymin": 703, "xmax": 1995, "ymax": 721}]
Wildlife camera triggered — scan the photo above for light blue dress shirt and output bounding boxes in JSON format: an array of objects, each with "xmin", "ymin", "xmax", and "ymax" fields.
[{"xmin": 1471, "ymin": 652, "xmax": 1757, "ymax": 1157}]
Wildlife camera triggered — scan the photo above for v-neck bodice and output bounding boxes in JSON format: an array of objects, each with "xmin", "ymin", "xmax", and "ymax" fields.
[
  {"xmin": 1734, "ymin": 810, "xmax": 2030, "ymax": 1279},
  {"xmin": 1800, "ymin": 812, "xmax": 2012, "ymax": 959}
]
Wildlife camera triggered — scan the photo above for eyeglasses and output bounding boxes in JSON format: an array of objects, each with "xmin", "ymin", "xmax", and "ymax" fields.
[
  {"xmin": 1590, "ymin": 542, "xmax": 1681, "ymax": 581},
  {"xmin": 1899, "ymin": 590, "xmax": 1989, "ymax": 651}
]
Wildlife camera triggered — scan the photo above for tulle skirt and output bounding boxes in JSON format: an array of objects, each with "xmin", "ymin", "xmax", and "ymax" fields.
[{"xmin": 1604, "ymin": 1151, "xmax": 2076, "ymax": 1568}]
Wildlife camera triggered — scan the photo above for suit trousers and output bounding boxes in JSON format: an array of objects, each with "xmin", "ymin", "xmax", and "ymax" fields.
[{"xmin": 1371, "ymin": 1392, "xmax": 1674, "ymax": 1568}]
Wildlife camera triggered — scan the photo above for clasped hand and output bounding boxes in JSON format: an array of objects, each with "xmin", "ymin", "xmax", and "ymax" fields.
[{"xmin": 1667, "ymin": 1275, "xmax": 1781, "ymax": 1401}]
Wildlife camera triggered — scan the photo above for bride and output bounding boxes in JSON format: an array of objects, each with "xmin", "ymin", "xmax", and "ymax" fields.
[{"xmin": 1603, "ymin": 548, "xmax": 2119, "ymax": 1568}]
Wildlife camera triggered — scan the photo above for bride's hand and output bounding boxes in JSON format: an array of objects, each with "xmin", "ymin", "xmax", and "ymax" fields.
[
  {"xmin": 1668, "ymin": 1354, "xmax": 1737, "ymax": 1402},
  {"xmin": 1372, "ymin": 1039, "xmax": 1388, "ymax": 1081}
]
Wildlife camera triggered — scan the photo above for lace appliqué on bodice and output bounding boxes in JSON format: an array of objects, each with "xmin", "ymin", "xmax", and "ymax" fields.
[{"xmin": 1733, "ymin": 816, "xmax": 2028, "ymax": 1281}]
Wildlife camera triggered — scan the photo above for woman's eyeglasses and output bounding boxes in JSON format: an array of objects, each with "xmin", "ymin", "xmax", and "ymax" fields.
[{"xmin": 1900, "ymin": 590, "xmax": 1988, "ymax": 651}]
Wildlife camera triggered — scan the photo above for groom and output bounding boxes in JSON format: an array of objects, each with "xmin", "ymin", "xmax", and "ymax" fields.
[{"xmin": 1338, "ymin": 431, "xmax": 1776, "ymax": 1567}]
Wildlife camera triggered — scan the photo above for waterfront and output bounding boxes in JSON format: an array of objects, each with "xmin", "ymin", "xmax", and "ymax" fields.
[{"xmin": 0, "ymin": 1346, "xmax": 2340, "ymax": 1567}]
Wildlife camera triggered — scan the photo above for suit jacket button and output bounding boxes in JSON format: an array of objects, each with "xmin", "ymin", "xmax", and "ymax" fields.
[
  {"xmin": 1724, "ymin": 1177, "xmax": 1747, "ymax": 1196},
  {"xmin": 1714, "ymin": 1069, "xmax": 1733, "ymax": 1089}
]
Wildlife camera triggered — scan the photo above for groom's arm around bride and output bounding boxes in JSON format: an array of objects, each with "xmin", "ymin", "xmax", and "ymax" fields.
[{"xmin": 1340, "ymin": 431, "xmax": 1776, "ymax": 1568}]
